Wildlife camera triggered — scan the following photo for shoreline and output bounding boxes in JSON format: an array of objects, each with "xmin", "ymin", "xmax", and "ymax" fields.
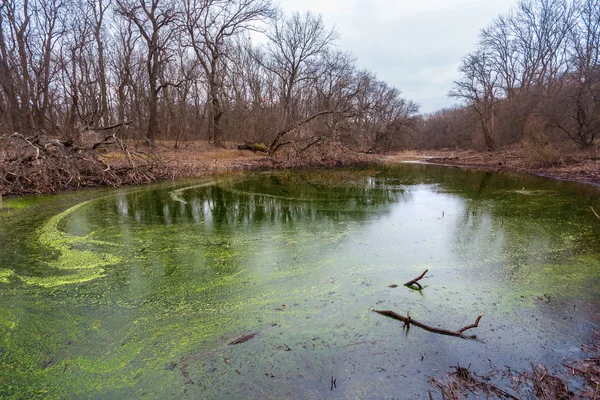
[
  {"xmin": 3, "ymin": 145, "xmax": 600, "ymax": 197},
  {"xmin": 378, "ymin": 149, "xmax": 600, "ymax": 188}
]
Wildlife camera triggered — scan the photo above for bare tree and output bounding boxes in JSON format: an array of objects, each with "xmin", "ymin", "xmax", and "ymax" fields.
[
  {"xmin": 450, "ymin": 51, "xmax": 500, "ymax": 151},
  {"xmin": 480, "ymin": 14, "xmax": 520, "ymax": 100},
  {"xmin": 116, "ymin": 0, "xmax": 179, "ymax": 143},
  {"xmin": 0, "ymin": 0, "xmax": 420, "ymax": 159},
  {"xmin": 542, "ymin": 0, "xmax": 600, "ymax": 146},
  {"xmin": 263, "ymin": 11, "xmax": 337, "ymax": 124},
  {"xmin": 183, "ymin": 0, "xmax": 275, "ymax": 146},
  {"xmin": 257, "ymin": 11, "xmax": 337, "ymax": 152},
  {"xmin": 0, "ymin": 0, "xmax": 66, "ymax": 134},
  {"xmin": 111, "ymin": 17, "xmax": 139, "ymax": 128},
  {"xmin": 87, "ymin": 0, "xmax": 112, "ymax": 126}
]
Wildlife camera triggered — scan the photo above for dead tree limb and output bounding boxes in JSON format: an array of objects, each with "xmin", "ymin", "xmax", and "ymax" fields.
[
  {"xmin": 404, "ymin": 269, "xmax": 428, "ymax": 290},
  {"xmin": 1, "ymin": 130, "xmax": 170, "ymax": 195},
  {"xmin": 269, "ymin": 110, "xmax": 335, "ymax": 154},
  {"xmin": 374, "ymin": 310, "xmax": 484, "ymax": 339},
  {"xmin": 299, "ymin": 136, "xmax": 323, "ymax": 153},
  {"xmin": 237, "ymin": 142, "xmax": 268, "ymax": 153},
  {"xmin": 277, "ymin": 140, "xmax": 299, "ymax": 155},
  {"xmin": 89, "ymin": 121, "xmax": 132, "ymax": 132}
]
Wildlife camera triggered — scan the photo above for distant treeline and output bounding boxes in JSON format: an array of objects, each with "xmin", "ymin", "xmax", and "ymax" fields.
[
  {"xmin": 420, "ymin": 0, "xmax": 599, "ymax": 153},
  {"xmin": 0, "ymin": 0, "xmax": 419, "ymax": 152}
]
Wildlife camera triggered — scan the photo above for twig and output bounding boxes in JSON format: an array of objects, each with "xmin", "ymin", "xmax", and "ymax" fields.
[
  {"xmin": 283, "ymin": 343, "xmax": 291, "ymax": 351},
  {"xmin": 404, "ymin": 269, "xmax": 429, "ymax": 290},
  {"xmin": 228, "ymin": 333, "xmax": 256, "ymax": 345},
  {"xmin": 486, "ymin": 382, "xmax": 520, "ymax": 399},
  {"xmin": 89, "ymin": 121, "xmax": 132, "ymax": 132},
  {"xmin": 563, "ymin": 363, "xmax": 597, "ymax": 386},
  {"xmin": 590, "ymin": 206, "xmax": 600, "ymax": 221},
  {"xmin": 374, "ymin": 310, "xmax": 484, "ymax": 339}
]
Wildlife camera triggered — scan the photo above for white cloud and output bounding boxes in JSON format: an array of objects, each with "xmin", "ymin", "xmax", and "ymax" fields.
[{"xmin": 276, "ymin": 0, "xmax": 516, "ymax": 113}]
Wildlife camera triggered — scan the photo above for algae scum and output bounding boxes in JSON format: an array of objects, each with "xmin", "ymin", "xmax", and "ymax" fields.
[{"xmin": 1, "ymin": 164, "xmax": 600, "ymax": 399}]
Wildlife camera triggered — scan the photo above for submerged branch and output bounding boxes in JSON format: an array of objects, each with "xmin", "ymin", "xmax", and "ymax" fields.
[
  {"xmin": 374, "ymin": 310, "xmax": 484, "ymax": 339},
  {"xmin": 404, "ymin": 269, "xmax": 428, "ymax": 290}
]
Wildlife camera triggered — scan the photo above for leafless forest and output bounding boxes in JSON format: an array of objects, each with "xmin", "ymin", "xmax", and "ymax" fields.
[
  {"xmin": 421, "ymin": 0, "xmax": 600, "ymax": 157},
  {"xmin": 0, "ymin": 0, "xmax": 599, "ymax": 193},
  {"xmin": 0, "ymin": 0, "xmax": 419, "ymax": 150}
]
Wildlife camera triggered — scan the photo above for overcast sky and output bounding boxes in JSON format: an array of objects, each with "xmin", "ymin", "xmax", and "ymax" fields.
[{"xmin": 276, "ymin": 0, "xmax": 516, "ymax": 114}]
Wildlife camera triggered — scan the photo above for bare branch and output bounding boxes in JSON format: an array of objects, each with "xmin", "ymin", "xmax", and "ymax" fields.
[{"xmin": 374, "ymin": 310, "xmax": 485, "ymax": 339}]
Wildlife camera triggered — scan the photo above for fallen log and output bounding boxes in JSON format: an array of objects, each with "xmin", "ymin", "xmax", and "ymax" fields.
[
  {"xmin": 374, "ymin": 310, "xmax": 484, "ymax": 339},
  {"xmin": 404, "ymin": 269, "xmax": 428, "ymax": 290},
  {"xmin": 237, "ymin": 142, "xmax": 268, "ymax": 153}
]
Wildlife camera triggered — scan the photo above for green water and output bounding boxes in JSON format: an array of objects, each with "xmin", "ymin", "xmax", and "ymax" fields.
[{"xmin": 1, "ymin": 164, "xmax": 600, "ymax": 399}]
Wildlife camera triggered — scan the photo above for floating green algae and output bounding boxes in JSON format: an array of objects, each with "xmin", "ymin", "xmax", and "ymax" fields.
[
  {"xmin": 0, "ymin": 268, "xmax": 14, "ymax": 283},
  {"xmin": 17, "ymin": 200, "xmax": 121, "ymax": 287},
  {"xmin": 1, "ymin": 166, "xmax": 600, "ymax": 399}
]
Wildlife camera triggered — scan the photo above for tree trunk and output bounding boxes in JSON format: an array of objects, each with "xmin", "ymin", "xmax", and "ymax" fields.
[
  {"xmin": 208, "ymin": 74, "xmax": 223, "ymax": 146},
  {"xmin": 96, "ymin": 30, "xmax": 109, "ymax": 126},
  {"xmin": 147, "ymin": 86, "xmax": 157, "ymax": 143}
]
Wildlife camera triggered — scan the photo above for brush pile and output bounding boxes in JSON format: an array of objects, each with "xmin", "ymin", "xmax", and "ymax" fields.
[{"xmin": 0, "ymin": 130, "xmax": 170, "ymax": 195}]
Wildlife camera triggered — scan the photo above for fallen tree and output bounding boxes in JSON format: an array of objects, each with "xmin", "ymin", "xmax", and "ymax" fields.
[
  {"xmin": 374, "ymin": 310, "xmax": 484, "ymax": 339},
  {"xmin": 268, "ymin": 110, "xmax": 337, "ymax": 154}
]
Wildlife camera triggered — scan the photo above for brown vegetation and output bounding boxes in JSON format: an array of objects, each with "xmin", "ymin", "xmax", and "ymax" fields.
[
  {"xmin": 429, "ymin": 330, "xmax": 600, "ymax": 399},
  {"xmin": 0, "ymin": 129, "xmax": 169, "ymax": 194},
  {"xmin": 0, "ymin": 0, "xmax": 420, "ymax": 195}
]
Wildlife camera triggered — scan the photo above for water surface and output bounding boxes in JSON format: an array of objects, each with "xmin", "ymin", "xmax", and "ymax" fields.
[{"xmin": 1, "ymin": 164, "xmax": 600, "ymax": 399}]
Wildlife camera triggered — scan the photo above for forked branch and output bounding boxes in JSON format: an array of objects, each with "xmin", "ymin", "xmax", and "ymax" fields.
[
  {"xmin": 404, "ymin": 269, "xmax": 428, "ymax": 290},
  {"xmin": 374, "ymin": 310, "xmax": 484, "ymax": 339}
]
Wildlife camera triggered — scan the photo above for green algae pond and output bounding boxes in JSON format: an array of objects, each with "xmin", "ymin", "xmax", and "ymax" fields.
[{"xmin": 1, "ymin": 164, "xmax": 600, "ymax": 399}]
